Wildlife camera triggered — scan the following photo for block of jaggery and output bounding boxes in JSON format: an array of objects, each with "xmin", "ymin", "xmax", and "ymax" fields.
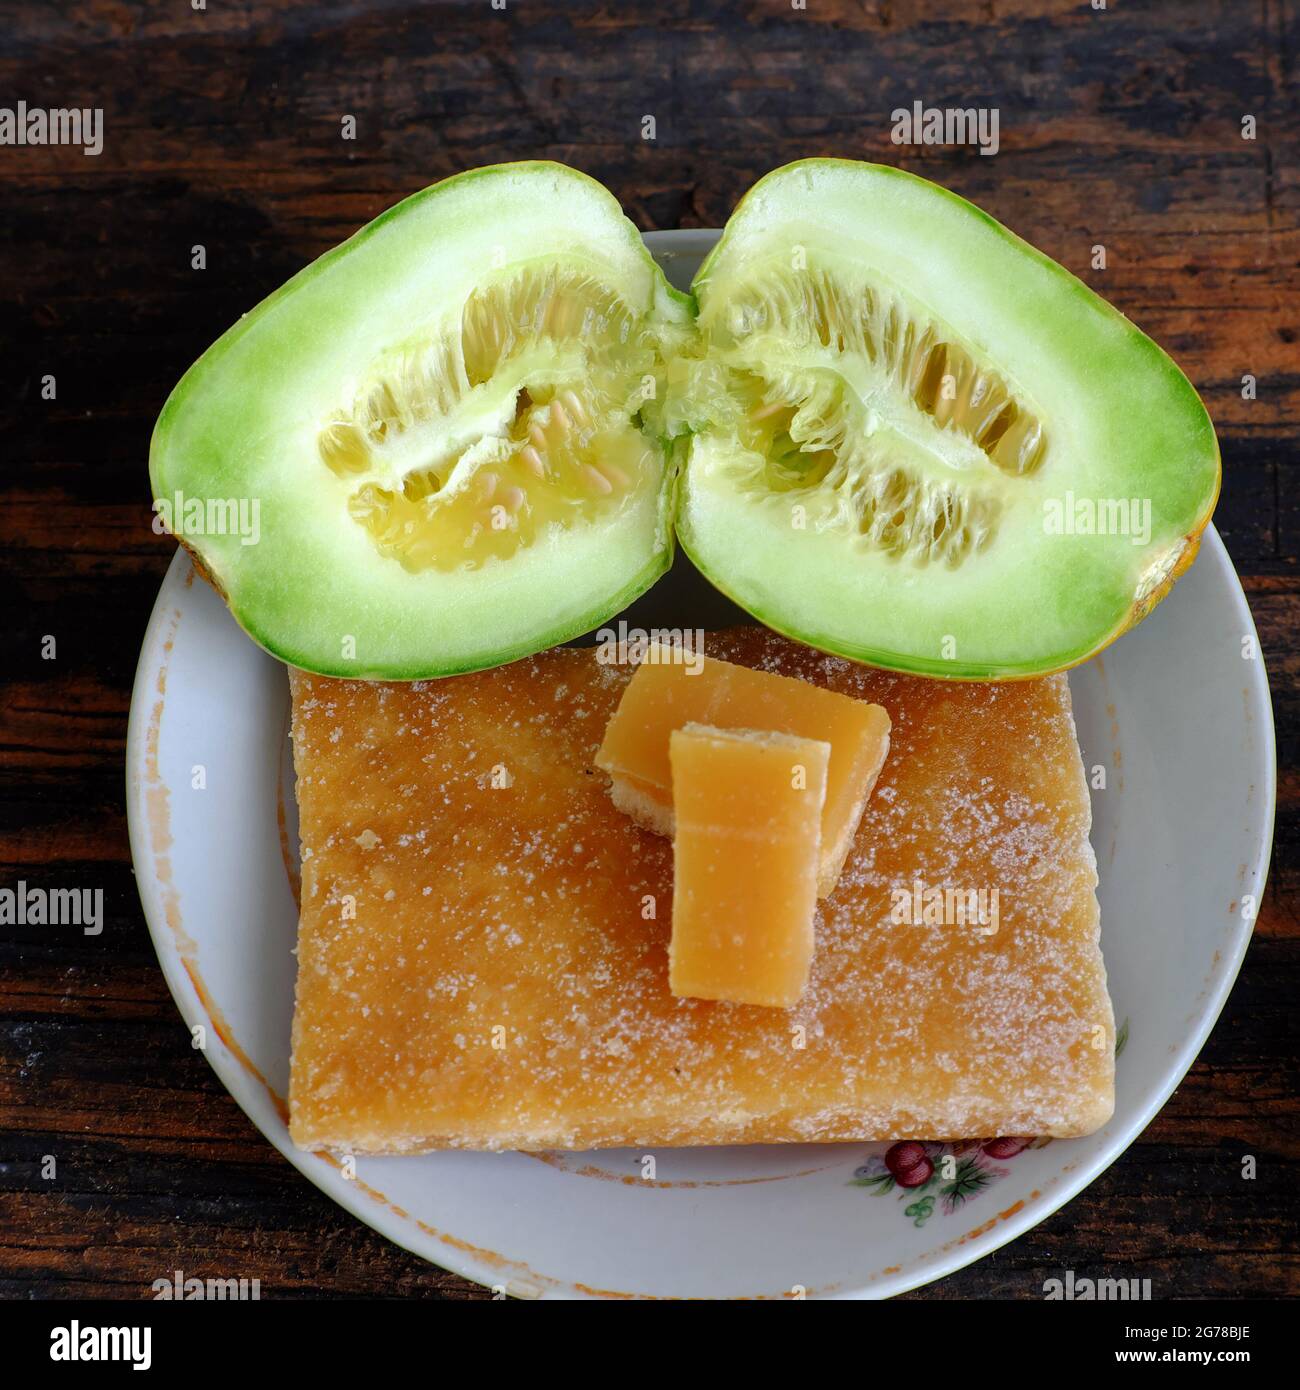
[
  {"xmin": 668, "ymin": 724, "xmax": 829, "ymax": 1009},
  {"xmin": 288, "ymin": 628, "xmax": 1114, "ymax": 1153},
  {"xmin": 594, "ymin": 644, "xmax": 891, "ymax": 896}
]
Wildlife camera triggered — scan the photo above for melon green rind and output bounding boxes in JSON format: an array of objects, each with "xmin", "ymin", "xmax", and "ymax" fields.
[
  {"xmin": 680, "ymin": 159, "xmax": 1221, "ymax": 680},
  {"xmin": 150, "ymin": 162, "xmax": 691, "ymax": 680}
]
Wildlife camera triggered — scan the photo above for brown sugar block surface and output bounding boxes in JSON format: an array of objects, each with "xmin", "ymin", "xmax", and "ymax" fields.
[{"xmin": 288, "ymin": 628, "xmax": 1113, "ymax": 1153}]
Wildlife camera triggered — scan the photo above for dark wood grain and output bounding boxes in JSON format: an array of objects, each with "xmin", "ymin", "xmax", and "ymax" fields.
[{"xmin": 0, "ymin": 0, "xmax": 1296, "ymax": 1300}]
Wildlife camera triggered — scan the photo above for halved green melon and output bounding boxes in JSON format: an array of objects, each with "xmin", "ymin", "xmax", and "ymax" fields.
[
  {"xmin": 154, "ymin": 159, "xmax": 1219, "ymax": 682},
  {"xmin": 677, "ymin": 159, "xmax": 1221, "ymax": 679},
  {"xmin": 150, "ymin": 162, "xmax": 693, "ymax": 677}
]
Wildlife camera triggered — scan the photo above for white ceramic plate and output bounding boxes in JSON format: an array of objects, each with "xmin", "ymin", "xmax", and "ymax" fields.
[{"xmin": 126, "ymin": 230, "xmax": 1275, "ymax": 1300}]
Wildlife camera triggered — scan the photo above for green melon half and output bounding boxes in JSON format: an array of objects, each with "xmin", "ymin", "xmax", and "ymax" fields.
[
  {"xmin": 677, "ymin": 159, "xmax": 1221, "ymax": 679},
  {"xmin": 150, "ymin": 162, "xmax": 693, "ymax": 678}
]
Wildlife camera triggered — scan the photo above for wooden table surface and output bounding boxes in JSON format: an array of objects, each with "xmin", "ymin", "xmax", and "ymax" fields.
[{"xmin": 1, "ymin": 0, "xmax": 1295, "ymax": 1300}]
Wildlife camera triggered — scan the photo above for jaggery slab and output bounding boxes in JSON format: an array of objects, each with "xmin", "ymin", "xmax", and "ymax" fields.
[
  {"xmin": 668, "ymin": 725, "xmax": 829, "ymax": 1009},
  {"xmin": 595, "ymin": 644, "xmax": 891, "ymax": 895},
  {"xmin": 288, "ymin": 627, "xmax": 1114, "ymax": 1153}
]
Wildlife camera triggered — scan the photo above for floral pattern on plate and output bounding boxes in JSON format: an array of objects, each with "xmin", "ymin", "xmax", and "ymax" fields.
[{"xmin": 851, "ymin": 1138, "xmax": 1048, "ymax": 1227}]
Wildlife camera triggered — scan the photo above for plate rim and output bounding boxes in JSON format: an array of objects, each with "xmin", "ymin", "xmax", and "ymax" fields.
[{"xmin": 125, "ymin": 230, "xmax": 1275, "ymax": 1299}]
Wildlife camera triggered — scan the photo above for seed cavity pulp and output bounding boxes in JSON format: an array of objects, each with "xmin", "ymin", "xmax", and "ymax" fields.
[
  {"xmin": 702, "ymin": 262, "xmax": 1051, "ymax": 568},
  {"xmin": 318, "ymin": 267, "xmax": 668, "ymax": 573}
]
